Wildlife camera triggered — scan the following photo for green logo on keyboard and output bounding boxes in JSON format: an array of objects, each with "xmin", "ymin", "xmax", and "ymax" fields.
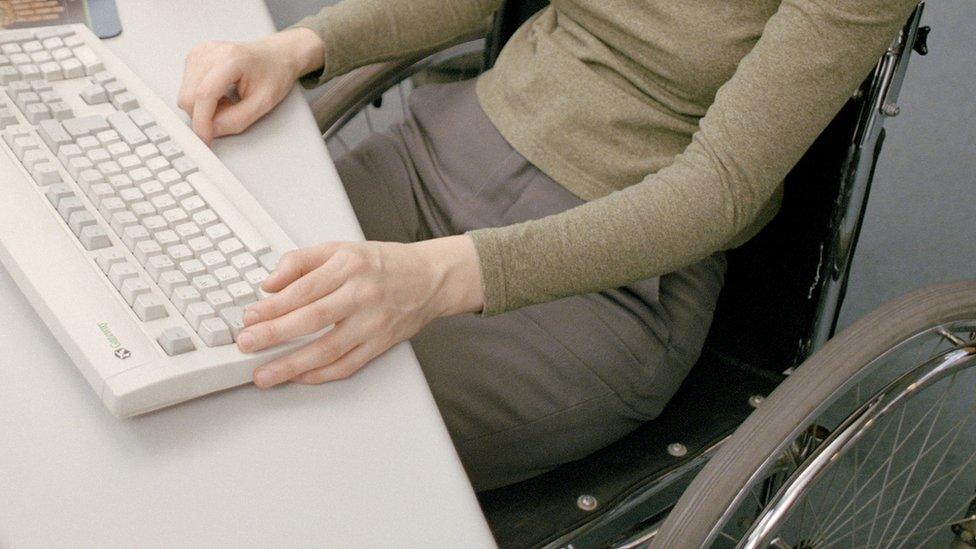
[{"xmin": 98, "ymin": 322, "xmax": 130, "ymax": 360}]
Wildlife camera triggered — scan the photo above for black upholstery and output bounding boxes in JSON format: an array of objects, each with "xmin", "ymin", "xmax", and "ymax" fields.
[{"xmin": 476, "ymin": 1, "xmax": 875, "ymax": 546}]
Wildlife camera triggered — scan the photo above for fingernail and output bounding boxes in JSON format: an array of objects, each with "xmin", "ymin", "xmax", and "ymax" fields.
[
  {"xmin": 243, "ymin": 309, "xmax": 259, "ymax": 326},
  {"xmin": 254, "ymin": 369, "xmax": 274, "ymax": 388},
  {"xmin": 237, "ymin": 331, "xmax": 254, "ymax": 352}
]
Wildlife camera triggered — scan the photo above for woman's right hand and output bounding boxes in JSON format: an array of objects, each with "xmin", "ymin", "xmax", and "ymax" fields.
[{"xmin": 178, "ymin": 27, "xmax": 324, "ymax": 145}]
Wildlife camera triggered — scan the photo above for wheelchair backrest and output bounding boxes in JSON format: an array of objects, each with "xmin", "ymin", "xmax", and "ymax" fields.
[{"xmin": 487, "ymin": 1, "xmax": 923, "ymax": 373}]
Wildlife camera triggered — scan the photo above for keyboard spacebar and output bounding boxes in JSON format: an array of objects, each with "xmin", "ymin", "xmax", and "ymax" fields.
[{"xmin": 0, "ymin": 153, "xmax": 159, "ymax": 385}]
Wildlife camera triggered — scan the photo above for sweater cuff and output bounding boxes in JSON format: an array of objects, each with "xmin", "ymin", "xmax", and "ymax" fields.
[
  {"xmin": 289, "ymin": 15, "xmax": 342, "ymax": 88},
  {"xmin": 467, "ymin": 228, "xmax": 511, "ymax": 316}
]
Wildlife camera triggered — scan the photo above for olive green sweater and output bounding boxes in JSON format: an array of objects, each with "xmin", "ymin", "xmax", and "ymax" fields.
[{"xmin": 296, "ymin": 0, "xmax": 918, "ymax": 315}]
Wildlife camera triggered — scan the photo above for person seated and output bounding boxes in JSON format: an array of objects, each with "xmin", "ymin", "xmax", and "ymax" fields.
[{"xmin": 178, "ymin": 0, "xmax": 919, "ymax": 490}]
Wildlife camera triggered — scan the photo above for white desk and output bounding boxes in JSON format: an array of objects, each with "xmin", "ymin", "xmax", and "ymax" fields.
[{"xmin": 0, "ymin": 1, "xmax": 494, "ymax": 546}]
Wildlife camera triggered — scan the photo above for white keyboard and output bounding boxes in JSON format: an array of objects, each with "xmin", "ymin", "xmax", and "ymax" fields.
[{"xmin": 0, "ymin": 25, "xmax": 311, "ymax": 417}]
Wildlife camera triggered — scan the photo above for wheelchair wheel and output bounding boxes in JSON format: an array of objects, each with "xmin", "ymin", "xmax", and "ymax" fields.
[{"xmin": 652, "ymin": 281, "xmax": 976, "ymax": 548}]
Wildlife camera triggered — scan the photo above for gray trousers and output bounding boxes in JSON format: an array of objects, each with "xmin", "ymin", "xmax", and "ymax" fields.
[{"xmin": 334, "ymin": 80, "xmax": 726, "ymax": 491}]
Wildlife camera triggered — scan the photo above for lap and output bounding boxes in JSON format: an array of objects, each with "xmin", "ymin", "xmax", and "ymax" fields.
[{"xmin": 332, "ymin": 79, "xmax": 726, "ymax": 490}]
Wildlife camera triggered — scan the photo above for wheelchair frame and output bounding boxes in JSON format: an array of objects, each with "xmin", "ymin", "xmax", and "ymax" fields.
[{"xmin": 309, "ymin": 4, "xmax": 931, "ymax": 547}]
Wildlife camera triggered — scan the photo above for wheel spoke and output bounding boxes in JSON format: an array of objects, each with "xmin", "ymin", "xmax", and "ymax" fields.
[
  {"xmin": 817, "ymin": 447, "xmax": 976, "ymax": 546},
  {"xmin": 816, "ymin": 364, "xmax": 962, "ymax": 537},
  {"xmin": 814, "ymin": 408, "xmax": 976, "ymax": 544},
  {"xmin": 862, "ymin": 403, "xmax": 907, "ymax": 548},
  {"xmin": 880, "ymin": 372, "xmax": 960, "ymax": 544}
]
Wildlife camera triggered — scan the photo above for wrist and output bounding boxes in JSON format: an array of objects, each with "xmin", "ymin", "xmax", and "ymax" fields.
[
  {"xmin": 417, "ymin": 235, "xmax": 485, "ymax": 317},
  {"xmin": 266, "ymin": 27, "xmax": 325, "ymax": 80}
]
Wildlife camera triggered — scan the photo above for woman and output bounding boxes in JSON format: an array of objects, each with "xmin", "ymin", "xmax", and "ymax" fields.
[{"xmin": 178, "ymin": 0, "xmax": 918, "ymax": 490}]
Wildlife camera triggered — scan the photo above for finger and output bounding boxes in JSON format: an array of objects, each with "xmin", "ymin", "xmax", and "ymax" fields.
[
  {"xmin": 191, "ymin": 62, "xmax": 244, "ymax": 145},
  {"xmin": 237, "ymin": 290, "xmax": 355, "ymax": 353},
  {"xmin": 244, "ymin": 263, "xmax": 346, "ymax": 330},
  {"xmin": 178, "ymin": 49, "xmax": 211, "ymax": 116},
  {"xmin": 262, "ymin": 243, "xmax": 341, "ymax": 293},
  {"xmin": 292, "ymin": 342, "xmax": 380, "ymax": 385},
  {"xmin": 252, "ymin": 323, "xmax": 359, "ymax": 388},
  {"xmin": 212, "ymin": 89, "xmax": 275, "ymax": 137}
]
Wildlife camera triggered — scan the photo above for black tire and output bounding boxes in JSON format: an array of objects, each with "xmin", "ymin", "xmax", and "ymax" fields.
[{"xmin": 652, "ymin": 280, "xmax": 976, "ymax": 548}]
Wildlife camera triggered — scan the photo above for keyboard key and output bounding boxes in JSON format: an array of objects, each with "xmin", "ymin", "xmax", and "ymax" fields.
[
  {"xmin": 134, "ymin": 240, "xmax": 163, "ymax": 264},
  {"xmin": 158, "ymin": 270, "xmax": 188, "ymax": 296},
  {"xmin": 44, "ymin": 183, "xmax": 73, "ymax": 206},
  {"xmin": 175, "ymin": 221, "xmax": 201, "ymax": 242},
  {"xmin": 57, "ymin": 196, "xmax": 84, "ymax": 219},
  {"xmin": 72, "ymin": 46, "xmax": 103, "ymax": 75},
  {"xmin": 162, "ymin": 207, "xmax": 188, "ymax": 226},
  {"xmin": 179, "ymin": 258, "xmax": 206, "ymax": 278},
  {"xmin": 145, "ymin": 125, "xmax": 169, "ymax": 144},
  {"xmin": 120, "ymin": 277, "xmax": 151, "ymax": 306},
  {"xmin": 92, "ymin": 70, "xmax": 114, "ymax": 85},
  {"xmin": 96, "ymin": 249, "xmax": 127, "ymax": 273},
  {"xmin": 67, "ymin": 210, "xmax": 97, "ymax": 235},
  {"xmin": 99, "ymin": 196, "xmax": 126, "ymax": 219},
  {"xmin": 227, "ymin": 281, "xmax": 257, "ymax": 306},
  {"xmin": 112, "ymin": 91, "xmax": 139, "ymax": 112},
  {"xmin": 157, "ymin": 327, "xmax": 195, "ymax": 356},
  {"xmin": 78, "ymin": 137, "xmax": 103, "ymax": 154},
  {"xmin": 171, "ymin": 286, "xmax": 202, "ymax": 313},
  {"xmin": 217, "ymin": 237, "xmax": 244, "ymax": 257},
  {"xmin": 60, "ymin": 58, "xmax": 84, "ymax": 78},
  {"xmin": 192, "ymin": 208, "xmax": 219, "ymax": 227},
  {"xmin": 155, "ymin": 230, "xmax": 180, "ymax": 248},
  {"xmin": 80, "ymin": 225, "xmax": 112, "ymax": 250},
  {"xmin": 200, "ymin": 250, "xmax": 226, "ymax": 271},
  {"xmin": 131, "ymin": 201, "xmax": 157, "ymax": 218},
  {"xmin": 31, "ymin": 162, "xmax": 60, "ymax": 185},
  {"xmin": 231, "ymin": 252, "xmax": 257, "ymax": 272},
  {"xmin": 133, "ymin": 294, "xmax": 168, "ymax": 322},
  {"xmin": 198, "ymin": 317, "xmax": 233, "ymax": 347},
  {"xmin": 185, "ymin": 301, "xmax": 216, "ymax": 330},
  {"xmin": 172, "ymin": 156, "xmax": 198, "ymax": 177},
  {"xmin": 181, "ymin": 195, "xmax": 207, "ymax": 214},
  {"xmin": 107, "ymin": 110, "xmax": 147, "ymax": 146},
  {"xmin": 205, "ymin": 289, "xmax": 234, "ymax": 312},
  {"xmin": 191, "ymin": 274, "xmax": 219, "ymax": 294},
  {"xmin": 80, "ymin": 84, "xmax": 107, "ymax": 105},
  {"xmin": 219, "ymin": 307, "xmax": 245, "ymax": 339},
  {"xmin": 37, "ymin": 118, "xmax": 71, "ymax": 150},
  {"xmin": 214, "ymin": 265, "xmax": 241, "ymax": 286},
  {"xmin": 188, "ymin": 235, "xmax": 214, "ymax": 256},
  {"xmin": 142, "ymin": 215, "xmax": 167, "ymax": 233},
  {"xmin": 128, "ymin": 108, "xmax": 155, "ymax": 129},
  {"xmin": 108, "ymin": 262, "xmax": 139, "ymax": 287},
  {"xmin": 157, "ymin": 169, "xmax": 180, "ymax": 187},
  {"xmin": 205, "ymin": 223, "xmax": 232, "ymax": 243},
  {"xmin": 145, "ymin": 255, "xmax": 175, "ymax": 281},
  {"xmin": 63, "ymin": 114, "xmax": 109, "ymax": 138},
  {"xmin": 48, "ymin": 101, "xmax": 72, "ymax": 121},
  {"xmin": 122, "ymin": 225, "xmax": 151, "ymax": 249},
  {"xmin": 245, "ymin": 268, "xmax": 270, "ymax": 288}
]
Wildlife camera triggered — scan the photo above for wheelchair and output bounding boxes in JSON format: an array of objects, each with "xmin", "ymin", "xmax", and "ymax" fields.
[{"xmin": 310, "ymin": 2, "xmax": 976, "ymax": 547}]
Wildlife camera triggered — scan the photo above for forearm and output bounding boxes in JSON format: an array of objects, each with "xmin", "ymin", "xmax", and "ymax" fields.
[
  {"xmin": 469, "ymin": 0, "xmax": 919, "ymax": 315},
  {"xmin": 292, "ymin": 0, "xmax": 501, "ymax": 85}
]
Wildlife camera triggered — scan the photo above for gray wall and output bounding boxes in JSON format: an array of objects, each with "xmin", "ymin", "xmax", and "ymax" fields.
[{"xmin": 836, "ymin": 0, "xmax": 976, "ymax": 328}]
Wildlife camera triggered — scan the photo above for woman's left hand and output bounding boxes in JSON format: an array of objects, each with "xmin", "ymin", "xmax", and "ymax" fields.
[{"xmin": 238, "ymin": 235, "xmax": 484, "ymax": 388}]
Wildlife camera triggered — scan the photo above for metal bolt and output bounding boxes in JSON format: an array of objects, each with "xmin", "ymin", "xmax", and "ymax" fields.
[
  {"xmin": 881, "ymin": 103, "xmax": 901, "ymax": 117},
  {"xmin": 576, "ymin": 494, "xmax": 598, "ymax": 511},
  {"xmin": 667, "ymin": 442, "xmax": 688, "ymax": 457},
  {"xmin": 749, "ymin": 394, "xmax": 765, "ymax": 408}
]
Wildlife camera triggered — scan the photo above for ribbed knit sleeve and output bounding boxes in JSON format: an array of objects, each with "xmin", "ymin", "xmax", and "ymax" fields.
[
  {"xmin": 291, "ymin": 0, "xmax": 500, "ymax": 86},
  {"xmin": 469, "ymin": 0, "xmax": 919, "ymax": 315}
]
